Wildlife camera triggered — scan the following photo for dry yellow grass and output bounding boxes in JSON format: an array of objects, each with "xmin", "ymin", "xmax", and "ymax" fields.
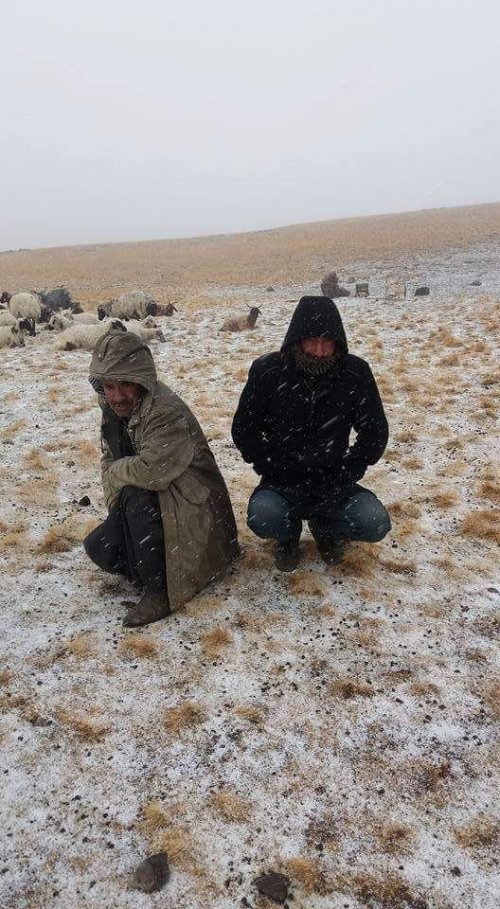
[
  {"xmin": 286, "ymin": 857, "xmax": 326, "ymax": 894},
  {"xmin": 459, "ymin": 509, "xmax": 500, "ymax": 543},
  {"xmin": 287, "ymin": 571, "xmax": 328, "ymax": 597},
  {"xmin": 164, "ymin": 701, "xmax": 205, "ymax": 735},
  {"xmin": 455, "ymin": 816, "xmax": 500, "ymax": 850},
  {"xmin": 0, "ymin": 519, "xmax": 29, "ymax": 551},
  {"xmin": 376, "ymin": 820, "xmax": 415, "ymax": 855},
  {"xmin": 141, "ymin": 800, "xmax": 169, "ymax": 834},
  {"xmin": 201, "ymin": 625, "xmax": 233, "ymax": 658},
  {"xmin": 0, "ymin": 418, "xmax": 27, "ymax": 441},
  {"xmin": 56, "ymin": 707, "xmax": 110, "ymax": 741},
  {"xmin": 233, "ymin": 705, "xmax": 265, "ymax": 725},
  {"xmin": 37, "ymin": 516, "xmax": 84, "ymax": 553},
  {"xmin": 210, "ymin": 790, "xmax": 252, "ymax": 823},
  {"xmin": 331, "ymin": 678, "xmax": 374, "ymax": 699},
  {"xmin": 117, "ymin": 635, "xmax": 159, "ymax": 659}
]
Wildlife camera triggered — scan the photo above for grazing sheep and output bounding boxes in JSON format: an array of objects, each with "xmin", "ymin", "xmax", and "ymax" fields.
[
  {"xmin": 220, "ymin": 305, "xmax": 262, "ymax": 332},
  {"xmin": 0, "ymin": 320, "xmax": 30, "ymax": 348},
  {"xmin": 0, "ymin": 291, "xmax": 11, "ymax": 306},
  {"xmin": 0, "ymin": 310, "xmax": 15, "ymax": 326},
  {"xmin": 54, "ymin": 319, "xmax": 126, "ymax": 351},
  {"xmin": 9, "ymin": 291, "xmax": 42, "ymax": 322},
  {"xmin": 320, "ymin": 271, "xmax": 350, "ymax": 298},
  {"xmin": 71, "ymin": 311, "xmax": 99, "ymax": 324},
  {"xmin": 127, "ymin": 324, "xmax": 166, "ymax": 343},
  {"xmin": 98, "ymin": 290, "xmax": 157, "ymax": 321},
  {"xmin": 153, "ymin": 302, "xmax": 178, "ymax": 317}
]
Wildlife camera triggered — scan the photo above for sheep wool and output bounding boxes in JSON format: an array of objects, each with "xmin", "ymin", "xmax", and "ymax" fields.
[{"xmin": 9, "ymin": 292, "xmax": 42, "ymax": 322}]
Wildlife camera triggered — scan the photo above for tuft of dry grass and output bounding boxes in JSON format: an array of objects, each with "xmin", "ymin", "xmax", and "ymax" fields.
[
  {"xmin": 37, "ymin": 515, "xmax": 91, "ymax": 553},
  {"xmin": 61, "ymin": 632, "xmax": 96, "ymax": 659},
  {"xmin": 154, "ymin": 826, "xmax": 200, "ymax": 874},
  {"xmin": 19, "ymin": 473, "xmax": 59, "ymax": 507},
  {"xmin": 141, "ymin": 800, "xmax": 169, "ymax": 834},
  {"xmin": 24, "ymin": 448, "xmax": 50, "ymax": 471},
  {"xmin": 481, "ymin": 679, "xmax": 500, "ymax": 720},
  {"xmin": 210, "ymin": 790, "xmax": 252, "ymax": 822},
  {"xmin": 164, "ymin": 701, "xmax": 206, "ymax": 735},
  {"xmin": 233, "ymin": 705, "xmax": 265, "ymax": 725},
  {"xmin": 286, "ymin": 857, "xmax": 327, "ymax": 894},
  {"xmin": 426, "ymin": 489, "xmax": 460, "ymax": 508},
  {"xmin": 379, "ymin": 555, "xmax": 417, "ymax": 575},
  {"xmin": 477, "ymin": 468, "xmax": 500, "ymax": 504},
  {"xmin": 377, "ymin": 820, "xmax": 415, "ymax": 855},
  {"xmin": 56, "ymin": 707, "xmax": 110, "ymax": 740},
  {"xmin": 455, "ymin": 816, "xmax": 500, "ymax": 850},
  {"xmin": 459, "ymin": 509, "xmax": 500, "ymax": 543},
  {"xmin": 287, "ymin": 571, "xmax": 328, "ymax": 597},
  {"xmin": 0, "ymin": 418, "xmax": 26, "ymax": 441},
  {"xmin": 345, "ymin": 871, "xmax": 427, "ymax": 909},
  {"xmin": 0, "ymin": 519, "xmax": 29, "ymax": 551},
  {"xmin": 201, "ymin": 625, "xmax": 233, "ymax": 658},
  {"xmin": 117, "ymin": 635, "xmax": 159, "ymax": 659},
  {"xmin": 331, "ymin": 678, "xmax": 373, "ymax": 698}
]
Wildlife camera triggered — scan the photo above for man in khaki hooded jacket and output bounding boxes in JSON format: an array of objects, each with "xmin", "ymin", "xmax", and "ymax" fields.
[{"xmin": 84, "ymin": 330, "xmax": 239, "ymax": 626}]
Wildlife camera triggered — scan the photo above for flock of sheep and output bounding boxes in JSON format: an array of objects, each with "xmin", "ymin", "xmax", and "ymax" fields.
[{"xmin": 0, "ymin": 286, "xmax": 266, "ymax": 351}]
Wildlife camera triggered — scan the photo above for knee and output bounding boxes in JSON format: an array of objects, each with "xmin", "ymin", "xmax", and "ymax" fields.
[
  {"xmin": 360, "ymin": 506, "xmax": 392, "ymax": 542},
  {"xmin": 346, "ymin": 494, "xmax": 392, "ymax": 542},
  {"xmin": 120, "ymin": 485, "xmax": 160, "ymax": 517},
  {"xmin": 247, "ymin": 491, "xmax": 290, "ymax": 540}
]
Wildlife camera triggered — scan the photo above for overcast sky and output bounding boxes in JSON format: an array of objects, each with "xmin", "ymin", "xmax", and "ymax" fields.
[{"xmin": 2, "ymin": 0, "xmax": 499, "ymax": 249}]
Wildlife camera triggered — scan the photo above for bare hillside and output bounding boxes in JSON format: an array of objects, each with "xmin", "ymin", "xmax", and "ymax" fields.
[{"xmin": 0, "ymin": 203, "xmax": 499, "ymax": 305}]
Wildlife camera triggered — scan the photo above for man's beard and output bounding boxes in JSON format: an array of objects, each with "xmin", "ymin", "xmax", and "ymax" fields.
[{"xmin": 292, "ymin": 344, "xmax": 340, "ymax": 376}]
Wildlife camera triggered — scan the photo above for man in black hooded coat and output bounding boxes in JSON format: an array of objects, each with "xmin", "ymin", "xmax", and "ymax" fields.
[{"xmin": 231, "ymin": 296, "xmax": 391, "ymax": 570}]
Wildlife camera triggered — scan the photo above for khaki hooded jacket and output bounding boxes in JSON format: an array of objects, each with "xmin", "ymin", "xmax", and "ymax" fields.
[{"xmin": 89, "ymin": 330, "xmax": 239, "ymax": 611}]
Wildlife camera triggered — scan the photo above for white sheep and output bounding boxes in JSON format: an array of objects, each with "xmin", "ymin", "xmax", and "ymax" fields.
[
  {"xmin": 0, "ymin": 310, "xmax": 15, "ymax": 326},
  {"xmin": 98, "ymin": 290, "xmax": 156, "ymax": 321},
  {"xmin": 47, "ymin": 312, "xmax": 74, "ymax": 332},
  {"xmin": 0, "ymin": 321, "xmax": 28, "ymax": 348},
  {"xmin": 220, "ymin": 305, "xmax": 262, "ymax": 332},
  {"xmin": 126, "ymin": 324, "xmax": 166, "ymax": 343},
  {"xmin": 72, "ymin": 311, "xmax": 99, "ymax": 324},
  {"xmin": 9, "ymin": 291, "xmax": 42, "ymax": 321},
  {"xmin": 54, "ymin": 319, "xmax": 126, "ymax": 351}
]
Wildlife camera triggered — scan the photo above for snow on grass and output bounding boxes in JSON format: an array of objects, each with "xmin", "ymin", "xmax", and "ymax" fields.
[{"xmin": 0, "ymin": 242, "xmax": 499, "ymax": 908}]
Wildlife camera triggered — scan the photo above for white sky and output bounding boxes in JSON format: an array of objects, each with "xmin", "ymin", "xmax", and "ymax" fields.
[{"xmin": 2, "ymin": 0, "xmax": 499, "ymax": 249}]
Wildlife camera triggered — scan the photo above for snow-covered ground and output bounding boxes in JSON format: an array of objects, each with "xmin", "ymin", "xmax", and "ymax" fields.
[{"xmin": 0, "ymin": 243, "xmax": 499, "ymax": 909}]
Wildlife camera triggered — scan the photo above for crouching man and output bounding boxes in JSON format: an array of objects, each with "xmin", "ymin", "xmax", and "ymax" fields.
[
  {"xmin": 232, "ymin": 296, "xmax": 391, "ymax": 571},
  {"xmin": 84, "ymin": 331, "xmax": 239, "ymax": 626}
]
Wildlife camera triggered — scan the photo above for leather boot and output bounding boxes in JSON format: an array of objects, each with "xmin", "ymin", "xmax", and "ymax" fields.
[
  {"xmin": 273, "ymin": 541, "xmax": 300, "ymax": 572},
  {"xmin": 316, "ymin": 539, "xmax": 345, "ymax": 565},
  {"xmin": 123, "ymin": 590, "xmax": 170, "ymax": 627}
]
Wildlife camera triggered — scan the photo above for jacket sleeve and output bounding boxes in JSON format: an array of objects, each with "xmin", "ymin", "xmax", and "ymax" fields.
[
  {"xmin": 100, "ymin": 432, "xmax": 120, "ymax": 509},
  {"xmin": 106, "ymin": 407, "xmax": 194, "ymax": 493},
  {"xmin": 231, "ymin": 360, "xmax": 276, "ymax": 475},
  {"xmin": 341, "ymin": 362, "xmax": 389, "ymax": 483}
]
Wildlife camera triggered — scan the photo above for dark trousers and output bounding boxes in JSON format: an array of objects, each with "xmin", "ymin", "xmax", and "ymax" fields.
[
  {"xmin": 84, "ymin": 486, "xmax": 167, "ymax": 591},
  {"xmin": 248, "ymin": 485, "xmax": 391, "ymax": 545}
]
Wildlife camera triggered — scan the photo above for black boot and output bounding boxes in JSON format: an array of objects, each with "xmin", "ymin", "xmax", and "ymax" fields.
[
  {"xmin": 316, "ymin": 539, "xmax": 345, "ymax": 565},
  {"xmin": 123, "ymin": 590, "xmax": 170, "ymax": 627},
  {"xmin": 273, "ymin": 540, "xmax": 300, "ymax": 572}
]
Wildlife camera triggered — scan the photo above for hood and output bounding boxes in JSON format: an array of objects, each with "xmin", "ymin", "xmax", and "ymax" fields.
[
  {"xmin": 89, "ymin": 330, "xmax": 157, "ymax": 396},
  {"xmin": 281, "ymin": 296, "xmax": 349, "ymax": 355}
]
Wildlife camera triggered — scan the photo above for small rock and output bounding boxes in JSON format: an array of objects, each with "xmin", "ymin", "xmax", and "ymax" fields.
[
  {"xmin": 254, "ymin": 872, "xmax": 290, "ymax": 904},
  {"xmin": 470, "ymin": 279, "xmax": 482, "ymax": 286},
  {"xmin": 266, "ymin": 286, "xmax": 275, "ymax": 292},
  {"xmin": 78, "ymin": 495, "xmax": 91, "ymax": 507},
  {"xmin": 130, "ymin": 852, "xmax": 170, "ymax": 893},
  {"xmin": 414, "ymin": 285, "xmax": 430, "ymax": 296},
  {"xmin": 67, "ymin": 460, "xmax": 75, "ymax": 467},
  {"xmin": 450, "ymin": 866, "xmax": 462, "ymax": 876}
]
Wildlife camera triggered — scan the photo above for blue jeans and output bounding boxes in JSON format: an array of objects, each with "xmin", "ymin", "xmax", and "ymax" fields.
[{"xmin": 248, "ymin": 486, "xmax": 391, "ymax": 545}]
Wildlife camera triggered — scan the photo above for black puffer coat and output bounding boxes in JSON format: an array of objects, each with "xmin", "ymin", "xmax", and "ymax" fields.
[{"xmin": 231, "ymin": 296, "xmax": 389, "ymax": 498}]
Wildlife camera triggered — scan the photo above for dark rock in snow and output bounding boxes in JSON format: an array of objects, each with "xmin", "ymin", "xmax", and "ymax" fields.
[
  {"xmin": 414, "ymin": 285, "xmax": 430, "ymax": 296},
  {"xmin": 470, "ymin": 279, "xmax": 482, "ymax": 286},
  {"xmin": 254, "ymin": 871, "xmax": 290, "ymax": 904},
  {"xmin": 266, "ymin": 286, "xmax": 275, "ymax": 292},
  {"xmin": 130, "ymin": 852, "xmax": 170, "ymax": 893},
  {"xmin": 78, "ymin": 495, "xmax": 91, "ymax": 507}
]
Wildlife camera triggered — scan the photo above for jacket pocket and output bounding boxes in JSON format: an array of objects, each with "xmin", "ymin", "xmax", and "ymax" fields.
[{"xmin": 174, "ymin": 472, "xmax": 211, "ymax": 504}]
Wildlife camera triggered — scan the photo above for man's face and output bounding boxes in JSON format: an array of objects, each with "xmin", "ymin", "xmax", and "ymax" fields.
[
  {"xmin": 300, "ymin": 337, "xmax": 337, "ymax": 358},
  {"xmin": 102, "ymin": 381, "xmax": 143, "ymax": 418}
]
